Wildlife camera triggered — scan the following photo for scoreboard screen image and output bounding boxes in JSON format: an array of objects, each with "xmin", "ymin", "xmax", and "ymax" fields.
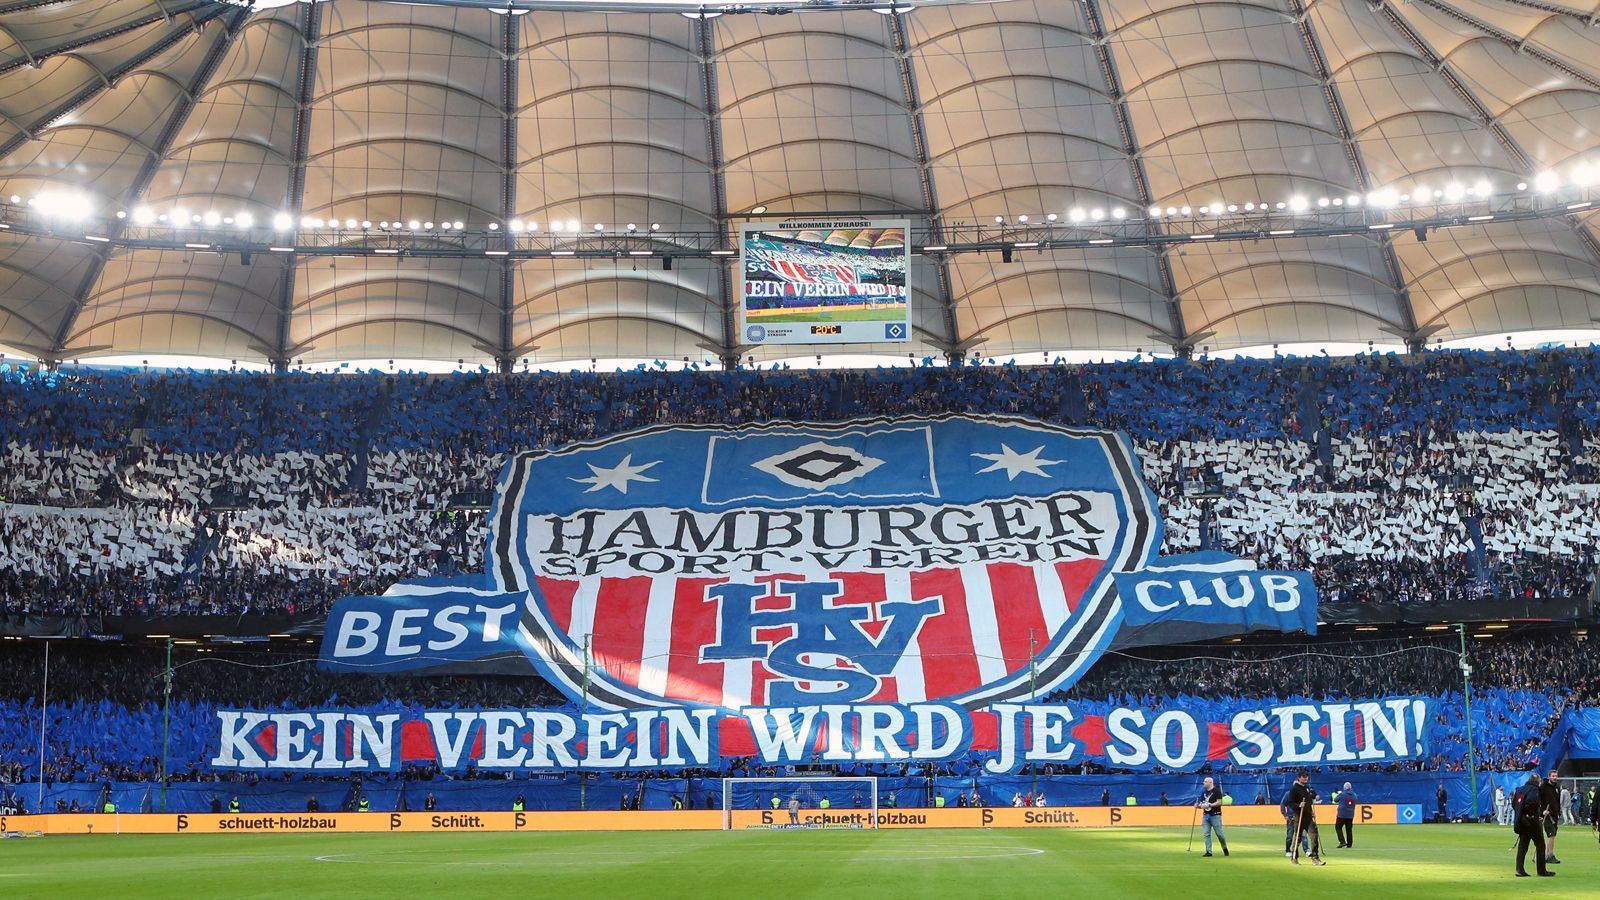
[{"xmin": 739, "ymin": 219, "xmax": 912, "ymax": 346}]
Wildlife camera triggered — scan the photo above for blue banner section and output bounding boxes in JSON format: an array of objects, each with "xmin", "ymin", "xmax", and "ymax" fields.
[
  {"xmin": 1114, "ymin": 569, "xmax": 1318, "ymax": 634},
  {"xmin": 320, "ymin": 585, "xmax": 529, "ymax": 674},
  {"xmin": 980, "ymin": 696, "xmax": 1431, "ymax": 774},
  {"xmin": 738, "ymin": 704, "xmax": 967, "ymax": 765},
  {"xmin": 517, "ymin": 417, "xmax": 1141, "ymax": 512},
  {"xmin": 701, "ymin": 424, "xmax": 937, "ymax": 504},
  {"xmin": 1558, "ymin": 707, "xmax": 1600, "ymax": 757},
  {"xmin": 206, "ymin": 697, "xmax": 1430, "ymax": 775}
]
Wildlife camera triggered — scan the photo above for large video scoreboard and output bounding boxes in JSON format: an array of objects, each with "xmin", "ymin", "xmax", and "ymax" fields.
[{"xmin": 739, "ymin": 219, "xmax": 912, "ymax": 346}]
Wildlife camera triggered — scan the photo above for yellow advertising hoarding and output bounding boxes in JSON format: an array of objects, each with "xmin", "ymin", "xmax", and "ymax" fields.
[
  {"xmin": 1102, "ymin": 803, "xmax": 1396, "ymax": 827},
  {"xmin": 1, "ymin": 804, "xmax": 1399, "ymax": 836},
  {"xmin": 0, "ymin": 811, "xmax": 720, "ymax": 835},
  {"xmin": 726, "ymin": 806, "xmax": 1114, "ymax": 829}
]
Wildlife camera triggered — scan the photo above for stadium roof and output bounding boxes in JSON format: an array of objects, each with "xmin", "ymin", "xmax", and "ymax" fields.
[{"xmin": 3, "ymin": 0, "xmax": 1600, "ymax": 369}]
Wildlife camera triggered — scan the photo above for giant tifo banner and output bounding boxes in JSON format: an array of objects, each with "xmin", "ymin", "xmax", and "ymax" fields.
[{"xmin": 217, "ymin": 416, "xmax": 1432, "ymax": 772}]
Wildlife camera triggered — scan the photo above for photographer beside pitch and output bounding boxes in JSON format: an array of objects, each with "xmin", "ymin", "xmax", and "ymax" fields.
[{"xmin": 1197, "ymin": 777, "xmax": 1229, "ymax": 858}]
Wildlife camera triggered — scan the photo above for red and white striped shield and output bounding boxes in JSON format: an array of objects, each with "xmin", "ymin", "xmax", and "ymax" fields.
[
  {"xmin": 528, "ymin": 557, "xmax": 1111, "ymax": 709},
  {"xmin": 493, "ymin": 416, "xmax": 1159, "ymax": 713}
]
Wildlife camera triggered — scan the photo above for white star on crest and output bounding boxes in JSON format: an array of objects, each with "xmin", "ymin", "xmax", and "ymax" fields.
[
  {"xmin": 971, "ymin": 443, "xmax": 1062, "ymax": 481},
  {"xmin": 571, "ymin": 453, "xmax": 661, "ymax": 494}
]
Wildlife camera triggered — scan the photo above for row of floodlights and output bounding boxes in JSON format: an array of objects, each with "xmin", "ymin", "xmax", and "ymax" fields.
[
  {"xmin": 7, "ymin": 168, "xmax": 1598, "ymax": 232},
  {"xmin": 1139, "ymin": 179, "xmax": 1508, "ymax": 219},
  {"xmin": 283, "ymin": 217, "xmax": 664, "ymax": 234},
  {"xmin": 2, "ymin": 194, "xmax": 668, "ymax": 234},
  {"xmin": 683, "ymin": 5, "xmax": 914, "ymax": 17}
]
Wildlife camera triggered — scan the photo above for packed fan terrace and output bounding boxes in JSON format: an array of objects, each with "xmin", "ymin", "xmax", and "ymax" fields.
[
  {"xmin": 2, "ymin": 348, "xmax": 1597, "ymax": 619},
  {"xmin": 0, "ymin": 627, "xmax": 1583, "ymax": 790}
]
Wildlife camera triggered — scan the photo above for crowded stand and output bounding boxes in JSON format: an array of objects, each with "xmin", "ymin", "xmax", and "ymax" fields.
[
  {"xmin": 2, "ymin": 349, "xmax": 1598, "ymax": 816},
  {"xmin": 4, "ymin": 349, "xmax": 1600, "ymax": 619},
  {"xmin": 0, "ymin": 628, "xmax": 1587, "ymax": 812}
]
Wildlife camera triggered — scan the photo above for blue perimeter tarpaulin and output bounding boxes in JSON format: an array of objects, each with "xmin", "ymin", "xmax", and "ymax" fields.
[
  {"xmin": 8, "ymin": 770, "xmax": 1541, "ymax": 819},
  {"xmin": 1558, "ymin": 708, "xmax": 1600, "ymax": 758}
]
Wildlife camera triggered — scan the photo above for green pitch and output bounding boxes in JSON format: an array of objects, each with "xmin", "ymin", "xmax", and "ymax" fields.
[
  {"xmin": 745, "ymin": 306, "xmax": 908, "ymax": 323},
  {"xmin": 2, "ymin": 826, "xmax": 1591, "ymax": 899}
]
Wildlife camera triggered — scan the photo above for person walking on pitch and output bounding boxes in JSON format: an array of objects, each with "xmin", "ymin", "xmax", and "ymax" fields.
[
  {"xmin": 1334, "ymin": 782, "xmax": 1357, "ymax": 848},
  {"xmin": 1280, "ymin": 787, "xmax": 1301, "ymax": 857},
  {"xmin": 1288, "ymin": 772, "xmax": 1325, "ymax": 866},
  {"xmin": 1514, "ymin": 773, "xmax": 1555, "ymax": 877},
  {"xmin": 1589, "ymin": 785, "xmax": 1599, "ymax": 841},
  {"xmin": 1198, "ymin": 777, "xmax": 1229, "ymax": 857},
  {"xmin": 1541, "ymin": 770, "xmax": 1562, "ymax": 864}
]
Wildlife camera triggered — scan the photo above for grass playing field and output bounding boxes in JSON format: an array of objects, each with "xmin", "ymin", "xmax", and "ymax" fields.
[
  {"xmin": 745, "ymin": 305, "xmax": 907, "ymax": 323},
  {"xmin": 1, "ymin": 825, "xmax": 1592, "ymax": 899}
]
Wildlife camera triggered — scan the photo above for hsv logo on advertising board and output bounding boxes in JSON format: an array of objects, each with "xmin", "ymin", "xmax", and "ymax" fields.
[{"xmin": 213, "ymin": 416, "xmax": 1430, "ymax": 774}]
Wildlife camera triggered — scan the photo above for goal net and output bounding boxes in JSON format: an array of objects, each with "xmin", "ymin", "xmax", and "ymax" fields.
[{"xmin": 720, "ymin": 777, "xmax": 878, "ymax": 830}]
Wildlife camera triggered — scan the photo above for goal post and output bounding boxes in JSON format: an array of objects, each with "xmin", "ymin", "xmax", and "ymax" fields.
[{"xmin": 720, "ymin": 777, "xmax": 878, "ymax": 830}]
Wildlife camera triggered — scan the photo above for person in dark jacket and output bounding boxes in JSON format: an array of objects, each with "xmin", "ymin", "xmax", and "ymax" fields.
[
  {"xmin": 1334, "ymin": 782, "xmax": 1356, "ymax": 848},
  {"xmin": 1280, "ymin": 789, "xmax": 1298, "ymax": 856},
  {"xmin": 1287, "ymin": 772, "xmax": 1324, "ymax": 865},
  {"xmin": 1515, "ymin": 774, "xmax": 1555, "ymax": 877},
  {"xmin": 1541, "ymin": 771, "xmax": 1562, "ymax": 864}
]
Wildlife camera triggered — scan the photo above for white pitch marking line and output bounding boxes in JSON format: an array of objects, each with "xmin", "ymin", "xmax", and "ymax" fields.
[{"xmin": 312, "ymin": 845, "xmax": 1047, "ymax": 865}]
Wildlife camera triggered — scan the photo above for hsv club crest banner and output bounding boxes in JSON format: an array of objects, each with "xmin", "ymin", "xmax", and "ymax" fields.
[{"xmin": 210, "ymin": 416, "xmax": 1414, "ymax": 773}]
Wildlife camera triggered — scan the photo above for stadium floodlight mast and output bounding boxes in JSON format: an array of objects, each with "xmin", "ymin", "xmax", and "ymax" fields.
[
  {"xmin": 1455, "ymin": 623, "xmax": 1480, "ymax": 821},
  {"xmin": 35, "ymin": 639, "xmax": 49, "ymax": 815},
  {"xmin": 161, "ymin": 637, "xmax": 174, "ymax": 813},
  {"xmin": 1029, "ymin": 628, "xmax": 1038, "ymax": 803}
]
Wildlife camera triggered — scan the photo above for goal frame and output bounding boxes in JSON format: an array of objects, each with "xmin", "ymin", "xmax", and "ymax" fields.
[{"xmin": 719, "ymin": 776, "xmax": 879, "ymax": 830}]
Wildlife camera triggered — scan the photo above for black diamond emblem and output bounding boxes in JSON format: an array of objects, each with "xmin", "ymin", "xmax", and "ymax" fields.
[
  {"xmin": 773, "ymin": 449, "xmax": 863, "ymax": 485},
  {"xmin": 752, "ymin": 440, "xmax": 886, "ymax": 490}
]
